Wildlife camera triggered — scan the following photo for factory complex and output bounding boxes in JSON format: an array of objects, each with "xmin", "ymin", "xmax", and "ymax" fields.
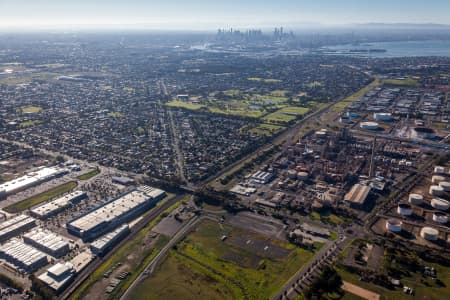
[
  {"xmin": 67, "ymin": 185, "xmax": 166, "ymax": 240},
  {"xmin": 0, "ymin": 166, "xmax": 68, "ymax": 197}
]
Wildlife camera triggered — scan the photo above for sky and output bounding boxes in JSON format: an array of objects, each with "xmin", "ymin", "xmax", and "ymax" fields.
[{"xmin": 0, "ymin": 0, "xmax": 449, "ymax": 30}]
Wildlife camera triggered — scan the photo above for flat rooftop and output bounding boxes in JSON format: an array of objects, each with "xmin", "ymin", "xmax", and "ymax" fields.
[
  {"xmin": 68, "ymin": 186, "xmax": 165, "ymax": 234},
  {"xmin": 344, "ymin": 184, "xmax": 371, "ymax": 205}
]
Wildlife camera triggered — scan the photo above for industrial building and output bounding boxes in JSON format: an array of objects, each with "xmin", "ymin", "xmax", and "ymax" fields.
[
  {"xmin": 38, "ymin": 262, "xmax": 75, "ymax": 293},
  {"xmin": 90, "ymin": 224, "xmax": 130, "ymax": 255},
  {"xmin": 0, "ymin": 214, "xmax": 37, "ymax": 242},
  {"xmin": 0, "ymin": 239, "xmax": 48, "ymax": 273},
  {"xmin": 112, "ymin": 176, "xmax": 135, "ymax": 186},
  {"xmin": 67, "ymin": 186, "xmax": 165, "ymax": 241},
  {"xmin": 30, "ymin": 190, "xmax": 87, "ymax": 219},
  {"xmin": 344, "ymin": 184, "xmax": 371, "ymax": 209},
  {"xmin": 23, "ymin": 228, "xmax": 70, "ymax": 258},
  {"xmin": 0, "ymin": 166, "xmax": 69, "ymax": 196},
  {"xmin": 250, "ymin": 171, "xmax": 274, "ymax": 184}
]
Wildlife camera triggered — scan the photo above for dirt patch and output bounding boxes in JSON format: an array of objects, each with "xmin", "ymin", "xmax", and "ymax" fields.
[{"xmin": 342, "ymin": 281, "xmax": 380, "ymax": 300}]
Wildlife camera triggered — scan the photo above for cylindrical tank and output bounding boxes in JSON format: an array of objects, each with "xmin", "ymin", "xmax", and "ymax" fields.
[
  {"xmin": 420, "ymin": 227, "xmax": 439, "ymax": 241},
  {"xmin": 432, "ymin": 175, "xmax": 446, "ymax": 184},
  {"xmin": 360, "ymin": 122, "xmax": 379, "ymax": 130},
  {"xmin": 438, "ymin": 181, "xmax": 450, "ymax": 192},
  {"xmin": 431, "ymin": 198, "xmax": 450, "ymax": 211},
  {"xmin": 386, "ymin": 219, "xmax": 402, "ymax": 233},
  {"xmin": 433, "ymin": 212, "xmax": 448, "ymax": 224},
  {"xmin": 297, "ymin": 172, "xmax": 309, "ymax": 181},
  {"xmin": 434, "ymin": 166, "xmax": 445, "ymax": 174},
  {"xmin": 429, "ymin": 185, "xmax": 444, "ymax": 197},
  {"xmin": 409, "ymin": 193, "xmax": 423, "ymax": 205},
  {"xmin": 397, "ymin": 203, "xmax": 413, "ymax": 216},
  {"xmin": 287, "ymin": 170, "xmax": 297, "ymax": 180}
]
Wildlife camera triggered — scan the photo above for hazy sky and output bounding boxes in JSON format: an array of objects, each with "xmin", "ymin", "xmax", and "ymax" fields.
[{"xmin": 0, "ymin": 0, "xmax": 449, "ymax": 29}]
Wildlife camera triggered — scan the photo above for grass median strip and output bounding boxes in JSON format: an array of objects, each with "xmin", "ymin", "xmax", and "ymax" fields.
[{"xmin": 4, "ymin": 181, "xmax": 78, "ymax": 214}]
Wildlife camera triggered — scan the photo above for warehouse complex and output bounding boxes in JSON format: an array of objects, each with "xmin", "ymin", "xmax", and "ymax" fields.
[
  {"xmin": 0, "ymin": 214, "xmax": 36, "ymax": 242},
  {"xmin": 67, "ymin": 185, "xmax": 165, "ymax": 241},
  {"xmin": 23, "ymin": 228, "xmax": 70, "ymax": 258},
  {"xmin": 0, "ymin": 238, "xmax": 48, "ymax": 273},
  {"xmin": 0, "ymin": 166, "xmax": 69, "ymax": 197},
  {"xmin": 30, "ymin": 190, "xmax": 87, "ymax": 219}
]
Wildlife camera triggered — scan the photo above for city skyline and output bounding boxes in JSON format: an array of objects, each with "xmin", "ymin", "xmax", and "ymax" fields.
[{"xmin": 0, "ymin": 0, "xmax": 450, "ymax": 30}]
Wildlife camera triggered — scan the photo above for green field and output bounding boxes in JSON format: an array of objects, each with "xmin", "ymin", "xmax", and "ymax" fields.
[
  {"xmin": 383, "ymin": 77, "xmax": 420, "ymax": 87},
  {"xmin": 248, "ymin": 124, "xmax": 285, "ymax": 136},
  {"xmin": 108, "ymin": 112, "xmax": 124, "ymax": 118},
  {"xmin": 131, "ymin": 220, "xmax": 319, "ymax": 299},
  {"xmin": 263, "ymin": 111, "xmax": 297, "ymax": 123},
  {"xmin": 19, "ymin": 120, "xmax": 41, "ymax": 128},
  {"xmin": 4, "ymin": 181, "xmax": 78, "ymax": 213},
  {"xmin": 77, "ymin": 168, "xmax": 100, "ymax": 180},
  {"xmin": 18, "ymin": 106, "xmax": 42, "ymax": 114},
  {"xmin": 278, "ymin": 106, "xmax": 310, "ymax": 115}
]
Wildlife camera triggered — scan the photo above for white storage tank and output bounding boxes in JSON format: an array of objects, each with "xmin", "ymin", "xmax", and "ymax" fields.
[
  {"xmin": 287, "ymin": 170, "xmax": 298, "ymax": 180},
  {"xmin": 433, "ymin": 212, "xmax": 448, "ymax": 224},
  {"xmin": 429, "ymin": 185, "xmax": 444, "ymax": 197},
  {"xmin": 409, "ymin": 193, "xmax": 423, "ymax": 205},
  {"xmin": 420, "ymin": 227, "xmax": 439, "ymax": 241},
  {"xmin": 434, "ymin": 166, "xmax": 445, "ymax": 174},
  {"xmin": 431, "ymin": 198, "xmax": 450, "ymax": 211},
  {"xmin": 397, "ymin": 203, "xmax": 413, "ymax": 216},
  {"xmin": 360, "ymin": 122, "xmax": 379, "ymax": 130},
  {"xmin": 297, "ymin": 172, "xmax": 309, "ymax": 181},
  {"xmin": 373, "ymin": 113, "xmax": 393, "ymax": 122},
  {"xmin": 432, "ymin": 175, "xmax": 446, "ymax": 184},
  {"xmin": 386, "ymin": 219, "xmax": 402, "ymax": 233},
  {"xmin": 438, "ymin": 181, "xmax": 450, "ymax": 192}
]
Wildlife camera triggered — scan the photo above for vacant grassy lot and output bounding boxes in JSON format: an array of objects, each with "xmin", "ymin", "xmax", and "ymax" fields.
[
  {"xmin": 135, "ymin": 220, "xmax": 319, "ymax": 299},
  {"xmin": 383, "ymin": 77, "xmax": 420, "ymax": 87},
  {"xmin": 263, "ymin": 111, "xmax": 297, "ymax": 123},
  {"xmin": 4, "ymin": 181, "xmax": 78, "ymax": 213},
  {"xmin": 278, "ymin": 106, "xmax": 310, "ymax": 115},
  {"xmin": 249, "ymin": 124, "xmax": 285, "ymax": 136},
  {"xmin": 77, "ymin": 169, "xmax": 100, "ymax": 180}
]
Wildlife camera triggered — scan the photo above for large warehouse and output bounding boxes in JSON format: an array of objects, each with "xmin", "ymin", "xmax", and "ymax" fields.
[
  {"xmin": 30, "ymin": 190, "xmax": 87, "ymax": 219},
  {"xmin": 23, "ymin": 228, "xmax": 70, "ymax": 258},
  {"xmin": 67, "ymin": 186, "xmax": 165, "ymax": 241},
  {"xmin": 90, "ymin": 224, "xmax": 130, "ymax": 255},
  {"xmin": 344, "ymin": 184, "xmax": 371, "ymax": 209},
  {"xmin": 0, "ymin": 166, "xmax": 69, "ymax": 197},
  {"xmin": 0, "ymin": 238, "xmax": 48, "ymax": 273},
  {"xmin": 0, "ymin": 214, "xmax": 37, "ymax": 242}
]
